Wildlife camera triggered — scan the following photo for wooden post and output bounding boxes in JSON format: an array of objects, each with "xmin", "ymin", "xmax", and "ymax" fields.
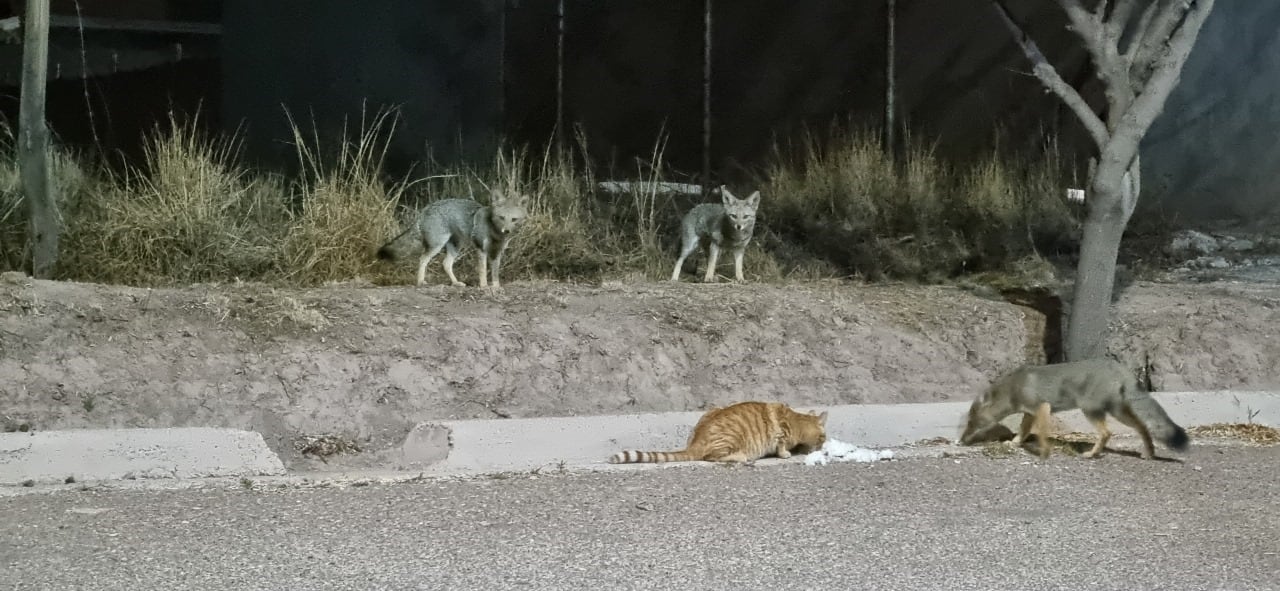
[
  {"xmin": 884, "ymin": 0, "xmax": 896, "ymax": 156},
  {"xmin": 701, "ymin": 0, "xmax": 713, "ymax": 195},
  {"xmin": 19, "ymin": 0, "xmax": 58, "ymax": 278},
  {"xmin": 555, "ymin": 0, "xmax": 565, "ymax": 151}
]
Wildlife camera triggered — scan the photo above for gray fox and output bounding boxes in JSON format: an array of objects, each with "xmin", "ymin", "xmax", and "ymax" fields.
[
  {"xmin": 959, "ymin": 358, "xmax": 1190, "ymax": 460},
  {"xmin": 377, "ymin": 190, "xmax": 530, "ymax": 288},
  {"xmin": 670, "ymin": 186, "xmax": 762, "ymax": 283}
]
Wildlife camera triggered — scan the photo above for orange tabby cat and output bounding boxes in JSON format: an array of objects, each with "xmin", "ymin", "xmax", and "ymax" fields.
[{"xmin": 608, "ymin": 401, "xmax": 828, "ymax": 464}]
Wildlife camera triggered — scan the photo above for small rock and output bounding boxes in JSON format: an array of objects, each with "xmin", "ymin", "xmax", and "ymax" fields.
[
  {"xmin": 1169, "ymin": 229, "xmax": 1219, "ymax": 256},
  {"xmin": 1223, "ymin": 238, "xmax": 1256, "ymax": 252},
  {"xmin": 1207, "ymin": 257, "xmax": 1230, "ymax": 269}
]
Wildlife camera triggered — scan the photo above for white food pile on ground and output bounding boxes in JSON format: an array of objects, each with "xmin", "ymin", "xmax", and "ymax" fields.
[{"xmin": 804, "ymin": 438, "xmax": 895, "ymax": 466}]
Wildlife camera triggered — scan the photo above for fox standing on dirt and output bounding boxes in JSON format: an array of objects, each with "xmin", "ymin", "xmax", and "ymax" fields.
[
  {"xmin": 377, "ymin": 190, "xmax": 530, "ymax": 289},
  {"xmin": 959, "ymin": 358, "xmax": 1190, "ymax": 460},
  {"xmin": 609, "ymin": 401, "xmax": 827, "ymax": 465},
  {"xmin": 670, "ymin": 186, "xmax": 762, "ymax": 283}
]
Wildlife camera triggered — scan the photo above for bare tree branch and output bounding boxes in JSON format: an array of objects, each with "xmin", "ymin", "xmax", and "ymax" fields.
[
  {"xmin": 1096, "ymin": 0, "xmax": 1213, "ymax": 195},
  {"xmin": 1059, "ymin": 0, "xmax": 1109, "ymax": 69},
  {"xmin": 1122, "ymin": 0, "xmax": 1159, "ymax": 61},
  {"xmin": 1131, "ymin": 0, "xmax": 1191, "ymax": 84},
  {"xmin": 1093, "ymin": 0, "xmax": 1110, "ymax": 21},
  {"xmin": 990, "ymin": 0, "xmax": 1110, "ymax": 149},
  {"xmin": 1059, "ymin": 0, "xmax": 1133, "ymax": 127},
  {"xmin": 1105, "ymin": 0, "xmax": 1141, "ymax": 44}
]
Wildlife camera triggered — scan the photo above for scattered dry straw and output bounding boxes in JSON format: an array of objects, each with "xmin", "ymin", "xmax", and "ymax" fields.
[{"xmin": 1186, "ymin": 423, "xmax": 1280, "ymax": 445}]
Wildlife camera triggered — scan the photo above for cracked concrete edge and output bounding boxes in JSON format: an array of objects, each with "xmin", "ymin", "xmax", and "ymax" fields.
[{"xmin": 0, "ymin": 427, "xmax": 286, "ymax": 487}]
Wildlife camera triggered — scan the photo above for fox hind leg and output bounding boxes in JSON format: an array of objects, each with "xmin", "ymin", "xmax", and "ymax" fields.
[
  {"xmin": 1081, "ymin": 410, "xmax": 1111, "ymax": 459},
  {"xmin": 416, "ymin": 241, "xmax": 448, "ymax": 286},
  {"xmin": 442, "ymin": 241, "xmax": 466, "ymax": 287},
  {"xmin": 1033, "ymin": 402, "xmax": 1053, "ymax": 459},
  {"xmin": 1115, "ymin": 405, "xmax": 1156, "ymax": 460},
  {"xmin": 671, "ymin": 234, "xmax": 700, "ymax": 281}
]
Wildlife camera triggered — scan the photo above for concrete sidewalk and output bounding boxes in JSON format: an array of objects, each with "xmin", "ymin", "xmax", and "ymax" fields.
[{"xmin": 3, "ymin": 391, "xmax": 1277, "ymax": 486}]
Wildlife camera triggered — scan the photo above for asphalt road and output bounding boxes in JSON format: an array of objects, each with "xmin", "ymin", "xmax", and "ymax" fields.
[{"xmin": 3, "ymin": 447, "xmax": 1278, "ymax": 591}]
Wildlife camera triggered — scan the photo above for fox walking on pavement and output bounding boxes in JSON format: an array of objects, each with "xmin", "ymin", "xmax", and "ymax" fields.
[
  {"xmin": 670, "ymin": 186, "xmax": 761, "ymax": 283},
  {"xmin": 377, "ymin": 190, "xmax": 530, "ymax": 288},
  {"xmin": 959, "ymin": 358, "xmax": 1190, "ymax": 460}
]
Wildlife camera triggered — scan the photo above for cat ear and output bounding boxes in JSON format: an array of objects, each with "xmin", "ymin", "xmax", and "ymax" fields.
[{"xmin": 816, "ymin": 411, "xmax": 829, "ymax": 424}]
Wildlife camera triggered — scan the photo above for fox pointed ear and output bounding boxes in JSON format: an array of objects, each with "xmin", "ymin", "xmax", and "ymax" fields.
[
  {"xmin": 720, "ymin": 186, "xmax": 736, "ymax": 204},
  {"xmin": 816, "ymin": 411, "xmax": 829, "ymax": 424},
  {"xmin": 518, "ymin": 193, "xmax": 531, "ymax": 207},
  {"xmin": 489, "ymin": 188, "xmax": 506, "ymax": 203},
  {"xmin": 745, "ymin": 190, "xmax": 761, "ymax": 207}
]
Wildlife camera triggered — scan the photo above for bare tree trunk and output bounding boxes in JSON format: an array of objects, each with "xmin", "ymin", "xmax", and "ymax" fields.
[
  {"xmin": 991, "ymin": 0, "xmax": 1216, "ymax": 361},
  {"xmin": 1067, "ymin": 155, "xmax": 1140, "ymax": 359},
  {"xmin": 19, "ymin": 0, "xmax": 58, "ymax": 278},
  {"xmin": 1066, "ymin": 186, "xmax": 1125, "ymax": 359}
]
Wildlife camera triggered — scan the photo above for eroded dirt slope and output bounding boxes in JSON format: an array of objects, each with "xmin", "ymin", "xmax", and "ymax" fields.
[
  {"xmin": 1, "ymin": 273, "xmax": 1276, "ymax": 469},
  {"xmin": 1, "ymin": 275, "xmax": 1032, "ymax": 466}
]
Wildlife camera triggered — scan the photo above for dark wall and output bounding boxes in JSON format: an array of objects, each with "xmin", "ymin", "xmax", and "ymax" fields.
[
  {"xmin": 219, "ymin": 0, "xmax": 1278, "ymax": 222},
  {"xmin": 504, "ymin": 0, "xmax": 1093, "ymax": 184},
  {"xmin": 222, "ymin": 0, "xmax": 504, "ymax": 173},
  {"xmin": 1140, "ymin": 1, "xmax": 1280, "ymax": 221},
  {"xmin": 0, "ymin": 58, "xmax": 219, "ymax": 166}
]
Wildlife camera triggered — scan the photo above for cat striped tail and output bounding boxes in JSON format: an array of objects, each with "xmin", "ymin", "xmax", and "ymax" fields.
[{"xmin": 608, "ymin": 449, "xmax": 697, "ymax": 464}]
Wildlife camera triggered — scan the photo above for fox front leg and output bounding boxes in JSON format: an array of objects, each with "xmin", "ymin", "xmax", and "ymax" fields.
[
  {"xmin": 477, "ymin": 239, "xmax": 490, "ymax": 288},
  {"xmin": 1013, "ymin": 413, "xmax": 1036, "ymax": 446},
  {"xmin": 703, "ymin": 242, "xmax": 721, "ymax": 283},
  {"xmin": 489, "ymin": 239, "xmax": 508, "ymax": 289},
  {"xmin": 732, "ymin": 246, "xmax": 747, "ymax": 282},
  {"xmin": 1033, "ymin": 402, "xmax": 1053, "ymax": 460}
]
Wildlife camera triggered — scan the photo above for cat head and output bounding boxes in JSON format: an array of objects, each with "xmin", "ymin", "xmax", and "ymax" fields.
[{"xmin": 790, "ymin": 409, "xmax": 829, "ymax": 452}]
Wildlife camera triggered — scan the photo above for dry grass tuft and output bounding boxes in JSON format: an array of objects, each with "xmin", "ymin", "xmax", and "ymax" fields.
[
  {"xmin": 277, "ymin": 108, "xmax": 403, "ymax": 286},
  {"xmin": 57, "ymin": 113, "xmax": 288, "ymax": 284},
  {"xmin": 2, "ymin": 115, "xmax": 1081, "ymax": 288},
  {"xmin": 764, "ymin": 126, "xmax": 1079, "ymax": 282}
]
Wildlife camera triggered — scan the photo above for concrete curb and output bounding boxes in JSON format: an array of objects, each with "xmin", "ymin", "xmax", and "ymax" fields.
[
  {"xmin": 413, "ymin": 391, "xmax": 1280, "ymax": 475},
  {"xmin": 3, "ymin": 392, "xmax": 1275, "ymax": 486},
  {"xmin": 0, "ymin": 427, "xmax": 286, "ymax": 486}
]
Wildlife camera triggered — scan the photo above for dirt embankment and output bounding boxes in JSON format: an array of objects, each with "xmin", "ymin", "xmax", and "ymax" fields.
[
  {"xmin": 1107, "ymin": 282, "xmax": 1280, "ymax": 392},
  {"xmin": 1, "ymin": 273, "xmax": 1276, "ymax": 469}
]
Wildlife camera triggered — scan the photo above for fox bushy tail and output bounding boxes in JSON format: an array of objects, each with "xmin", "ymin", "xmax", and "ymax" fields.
[
  {"xmin": 1126, "ymin": 394, "xmax": 1190, "ymax": 451},
  {"xmin": 377, "ymin": 226, "xmax": 419, "ymax": 261},
  {"xmin": 608, "ymin": 449, "xmax": 698, "ymax": 464}
]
